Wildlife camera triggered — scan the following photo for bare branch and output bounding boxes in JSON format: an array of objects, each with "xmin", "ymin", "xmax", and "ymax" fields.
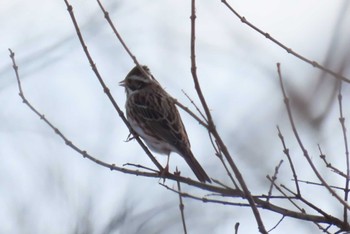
[
  {"xmin": 190, "ymin": 1, "xmax": 266, "ymax": 233},
  {"xmin": 277, "ymin": 63, "xmax": 350, "ymax": 210},
  {"xmin": 337, "ymin": 82, "xmax": 350, "ymax": 224},
  {"xmin": 9, "ymin": 1, "xmax": 350, "ymax": 232}
]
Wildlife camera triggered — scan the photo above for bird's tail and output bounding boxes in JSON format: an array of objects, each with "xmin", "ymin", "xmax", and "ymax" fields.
[{"xmin": 183, "ymin": 150, "xmax": 211, "ymax": 183}]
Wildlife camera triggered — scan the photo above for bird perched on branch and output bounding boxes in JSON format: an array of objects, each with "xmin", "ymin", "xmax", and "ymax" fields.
[{"xmin": 120, "ymin": 65, "xmax": 211, "ymax": 183}]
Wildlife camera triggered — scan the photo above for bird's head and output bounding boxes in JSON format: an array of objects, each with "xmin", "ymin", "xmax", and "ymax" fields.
[{"xmin": 119, "ymin": 65, "xmax": 156, "ymax": 95}]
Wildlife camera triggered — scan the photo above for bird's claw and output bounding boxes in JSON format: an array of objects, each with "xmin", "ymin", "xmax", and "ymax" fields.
[{"xmin": 125, "ymin": 133, "xmax": 136, "ymax": 142}]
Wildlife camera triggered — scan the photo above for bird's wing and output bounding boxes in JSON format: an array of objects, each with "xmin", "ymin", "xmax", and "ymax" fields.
[{"xmin": 130, "ymin": 91, "xmax": 189, "ymax": 150}]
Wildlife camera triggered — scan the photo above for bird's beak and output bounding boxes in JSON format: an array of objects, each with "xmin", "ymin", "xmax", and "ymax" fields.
[{"xmin": 119, "ymin": 79, "xmax": 126, "ymax": 87}]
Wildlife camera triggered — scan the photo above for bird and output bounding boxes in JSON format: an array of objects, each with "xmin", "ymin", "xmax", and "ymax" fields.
[{"xmin": 119, "ymin": 65, "xmax": 211, "ymax": 183}]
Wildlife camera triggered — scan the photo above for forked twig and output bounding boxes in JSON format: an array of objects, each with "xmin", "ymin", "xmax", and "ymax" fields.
[
  {"xmin": 266, "ymin": 178, "xmax": 301, "ymax": 212},
  {"xmin": 319, "ymin": 145, "xmax": 347, "ymax": 178}
]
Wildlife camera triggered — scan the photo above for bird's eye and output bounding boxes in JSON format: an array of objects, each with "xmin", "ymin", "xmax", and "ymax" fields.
[{"xmin": 129, "ymin": 80, "xmax": 146, "ymax": 91}]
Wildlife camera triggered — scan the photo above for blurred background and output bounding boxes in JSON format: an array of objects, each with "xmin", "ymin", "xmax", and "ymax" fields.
[{"xmin": 1, "ymin": 0, "xmax": 350, "ymax": 233}]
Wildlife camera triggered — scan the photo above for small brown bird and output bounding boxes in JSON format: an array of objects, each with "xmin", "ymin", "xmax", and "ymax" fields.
[{"xmin": 120, "ymin": 65, "xmax": 211, "ymax": 183}]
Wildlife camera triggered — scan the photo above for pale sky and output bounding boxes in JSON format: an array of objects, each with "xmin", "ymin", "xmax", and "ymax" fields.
[{"xmin": 1, "ymin": 1, "xmax": 350, "ymax": 233}]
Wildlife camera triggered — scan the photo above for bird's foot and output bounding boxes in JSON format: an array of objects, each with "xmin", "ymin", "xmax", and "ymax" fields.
[
  {"xmin": 124, "ymin": 133, "xmax": 136, "ymax": 142},
  {"xmin": 159, "ymin": 164, "xmax": 169, "ymax": 183}
]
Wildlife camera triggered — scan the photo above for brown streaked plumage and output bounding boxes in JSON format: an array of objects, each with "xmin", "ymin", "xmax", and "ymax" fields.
[{"xmin": 120, "ymin": 65, "xmax": 211, "ymax": 183}]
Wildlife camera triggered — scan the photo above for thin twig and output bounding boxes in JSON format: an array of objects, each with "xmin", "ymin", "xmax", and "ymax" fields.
[
  {"xmin": 173, "ymin": 98, "xmax": 208, "ymax": 128},
  {"xmin": 267, "ymin": 216, "xmax": 285, "ymax": 233},
  {"xmin": 266, "ymin": 160, "xmax": 283, "ymax": 202},
  {"xmin": 277, "ymin": 63, "xmax": 350, "ymax": 210},
  {"xmin": 254, "ymin": 194, "xmax": 295, "ymax": 200},
  {"xmin": 209, "ymin": 133, "xmax": 222, "ymax": 158},
  {"xmin": 181, "ymin": 89, "xmax": 208, "ymax": 123},
  {"xmin": 296, "ymin": 179, "xmax": 345, "ymax": 191},
  {"xmin": 208, "ymin": 132, "xmax": 239, "ymax": 189},
  {"xmin": 337, "ymin": 82, "xmax": 350, "ymax": 223},
  {"xmin": 234, "ymin": 222, "xmax": 240, "ymax": 234},
  {"xmin": 215, "ymin": 151, "xmax": 240, "ymax": 189},
  {"xmin": 175, "ymin": 169, "xmax": 188, "ymax": 234},
  {"xmin": 221, "ymin": 0, "xmax": 350, "ymax": 83},
  {"xmin": 122, "ymin": 163, "xmax": 159, "ymax": 173},
  {"xmin": 277, "ymin": 126, "xmax": 301, "ymax": 195},
  {"xmin": 95, "ymin": 0, "xmax": 150, "ymax": 79}
]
